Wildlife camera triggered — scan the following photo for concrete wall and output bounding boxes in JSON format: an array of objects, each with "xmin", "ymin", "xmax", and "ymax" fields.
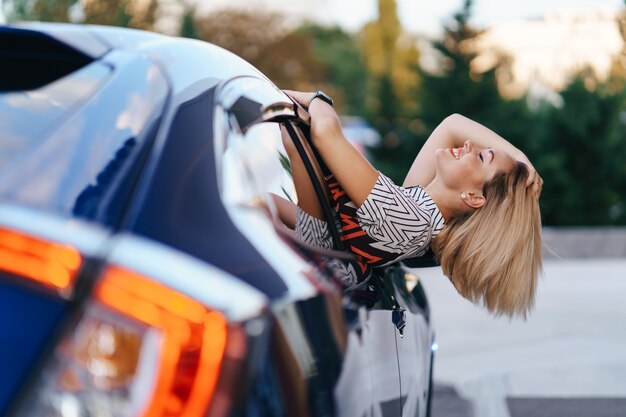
[{"xmin": 542, "ymin": 227, "xmax": 626, "ymax": 259}]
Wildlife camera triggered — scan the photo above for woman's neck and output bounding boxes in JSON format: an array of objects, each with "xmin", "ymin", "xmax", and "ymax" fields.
[{"xmin": 424, "ymin": 180, "xmax": 464, "ymax": 222}]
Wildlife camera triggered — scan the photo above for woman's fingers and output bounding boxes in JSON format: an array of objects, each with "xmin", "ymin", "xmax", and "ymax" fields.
[
  {"xmin": 282, "ymin": 90, "xmax": 314, "ymax": 107},
  {"xmin": 515, "ymin": 153, "xmax": 543, "ymax": 199},
  {"xmin": 527, "ymin": 170, "xmax": 543, "ymax": 199}
]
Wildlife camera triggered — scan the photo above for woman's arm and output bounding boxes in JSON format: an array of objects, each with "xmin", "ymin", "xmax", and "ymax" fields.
[
  {"xmin": 284, "ymin": 90, "xmax": 379, "ymax": 207},
  {"xmin": 270, "ymin": 193, "xmax": 297, "ymax": 229},
  {"xmin": 403, "ymin": 114, "xmax": 539, "ymax": 189}
]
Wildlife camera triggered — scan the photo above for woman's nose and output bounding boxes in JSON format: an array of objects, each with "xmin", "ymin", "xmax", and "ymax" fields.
[{"xmin": 465, "ymin": 140, "xmax": 484, "ymax": 154}]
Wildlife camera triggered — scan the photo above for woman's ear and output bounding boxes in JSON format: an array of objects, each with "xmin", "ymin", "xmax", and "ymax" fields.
[{"xmin": 462, "ymin": 191, "xmax": 485, "ymax": 209}]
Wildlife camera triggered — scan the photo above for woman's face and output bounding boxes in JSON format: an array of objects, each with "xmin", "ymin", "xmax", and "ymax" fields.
[{"xmin": 435, "ymin": 140, "xmax": 516, "ymax": 195}]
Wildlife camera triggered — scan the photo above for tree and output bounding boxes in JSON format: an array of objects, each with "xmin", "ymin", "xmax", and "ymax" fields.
[
  {"xmin": 535, "ymin": 77, "xmax": 626, "ymax": 225},
  {"xmin": 82, "ymin": 0, "xmax": 158, "ymax": 29},
  {"xmin": 297, "ymin": 24, "xmax": 369, "ymax": 116},
  {"xmin": 179, "ymin": 6, "xmax": 199, "ymax": 39},
  {"xmin": 5, "ymin": 0, "xmax": 76, "ymax": 21},
  {"xmin": 5, "ymin": 0, "xmax": 158, "ymax": 29},
  {"xmin": 360, "ymin": 0, "xmax": 420, "ymax": 121},
  {"xmin": 417, "ymin": 0, "xmax": 504, "ymax": 130},
  {"xmin": 412, "ymin": 0, "xmax": 534, "ymax": 170},
  {"xmin": 359, "ymin": 0, "xmax": 421, "ymax": 182},
  {"xmin": 195, "ymin": 8, "xmax": 325, "ymax": 91}
]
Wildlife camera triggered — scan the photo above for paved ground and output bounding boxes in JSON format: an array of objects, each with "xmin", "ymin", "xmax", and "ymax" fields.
[
  {"xmin": 431, "ymin": 384, "xmax": 474, "ymax": 417},
  {"xmin": 413, "ymin": 259, "xmax": 626, "ymax": 417}
]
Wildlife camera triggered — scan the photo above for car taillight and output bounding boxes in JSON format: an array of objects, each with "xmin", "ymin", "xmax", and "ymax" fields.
[
  {"xmin": 0, "ymin": 226, "xmax": 82, "ymax": 297},
  {"xmin": 16, "ymin": 265, "xmax": 239, "ymax": 417}
]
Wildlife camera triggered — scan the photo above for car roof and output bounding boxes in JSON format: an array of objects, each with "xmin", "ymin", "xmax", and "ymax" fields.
[{"xmin": 13, "ymin": 22, "xmax": 271, "ymax": 95}]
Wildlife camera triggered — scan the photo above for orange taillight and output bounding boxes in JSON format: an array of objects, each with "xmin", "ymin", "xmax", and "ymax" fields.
[
  {"xmin": 95, "ymin": 266, "xmax": 228, "ymax": 417},
  {"xmin": 0, "ymin": 226, "xmax": 82, "ymax": 296}
]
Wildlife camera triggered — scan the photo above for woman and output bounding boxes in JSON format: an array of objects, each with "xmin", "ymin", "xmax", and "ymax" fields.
[{"xmin": 282, "ymin": 90, "xmax": 543, "ymax": 318}]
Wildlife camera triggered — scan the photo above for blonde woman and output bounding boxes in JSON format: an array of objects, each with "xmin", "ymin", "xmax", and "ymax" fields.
[{"xmin": 282, "ymin": 90, "xmax": 543, "ymax": 318}]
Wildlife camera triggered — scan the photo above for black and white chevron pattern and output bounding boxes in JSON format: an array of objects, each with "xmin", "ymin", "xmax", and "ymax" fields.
[
  {"xmin": 356, "ymin": 173, "xmax": 445, "ymax": 263},
  {"xmin": 295, "ymin": 208, "xmax": 334, "ymax": 250},
  {"xmin": 324, "ymin": 258, "xmax": 371, "ymax": 289}
]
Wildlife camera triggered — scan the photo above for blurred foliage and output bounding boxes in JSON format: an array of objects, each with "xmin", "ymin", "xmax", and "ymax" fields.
[
  {"xmin": 82, "ymin": 0, "xmax": 158, "ymax": 29},
  {"xmin": 7, "ymin": 0, "xmax": 626, "ymax": 225},
  {"xmin": 193, "ymin": 8, "xmax": 326, "ymax": 91},
  {"xmin": 360, "ymin": 0, "xmax": 420, "ymax": 118},
  {"xmin": 297, "ymin": 24, "xmax": 369, "ymax": 116},
  {"xmin": 357, "ymin": 0, "xmax": 422, "ymax": 183},
  {"xmin": 4, "ymin": 0, "xmax": 158, "ymax": 28},
  {"xmin": 533, "ymin": 78, "xmax": 626, "ymax": 225},
  {"xmin": 6, "ymin": 0, "xmax": 74, "ymax": 21},
  {"xmin": 179, "ymin": 6, "xmax": 198, "ymax": 39}
]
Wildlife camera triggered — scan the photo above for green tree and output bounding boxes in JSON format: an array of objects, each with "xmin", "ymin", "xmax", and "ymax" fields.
[
  {"xmin": 297, "ymin": 24, "xmax": 369, "ymax": 116},
  {"xmin": 360, "ymin": 0, "xmax": 420, "ymax": 120},
  {"xmin": 5, "ymin": 0, "xmax": 158, "ymax": 28},
  {"xmin": 408, "ymin": 0, "xmax": 534, "ymax": 176},
  {"xmin": 535, "ymin": 77, "xmax": 626, "ymax": 225},
  {"xmin": 359, "ymin": 0, "xmax": 421, "ymax": 181},
  {"xmin": 179, "ymin": 6, "xmax": 199, "ymax": 39},
  {"xmin": 195, "ymin": 8, "xmax": 325, "ymax": 91},
  {"xmin": 5, "ymin": 0, "xmax": 76, "ymax": 21},
  {"xmin": 417, "ymin": 0, "xmax": 504, "ymax": 130}
]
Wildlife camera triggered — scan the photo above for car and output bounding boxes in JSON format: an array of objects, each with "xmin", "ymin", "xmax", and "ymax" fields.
[{"xmin": 0, "ymin": 22, "xmax": 436, "ymax": 417}]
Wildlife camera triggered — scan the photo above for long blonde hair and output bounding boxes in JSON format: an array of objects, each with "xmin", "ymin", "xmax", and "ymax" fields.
[{"xmin": 432, "ymin": 162, "xmax": 543, "ymax": 318}]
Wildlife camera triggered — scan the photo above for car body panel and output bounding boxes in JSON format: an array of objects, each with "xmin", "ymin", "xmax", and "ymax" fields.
[{"xmin": 0, "ymin": 278, "xmax": 66, "ymax": 413}]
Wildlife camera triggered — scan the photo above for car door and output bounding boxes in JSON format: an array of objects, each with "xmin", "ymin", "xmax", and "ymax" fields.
[
  {"xmin": 279, "ymin": 109, "xmax": 435, "ymax": 417},
  {"xmin": 214, "ymin": 76, "xmax": 371, "ymax": 416},
  {"xmin": 274, "ymin": 112, "xmax": 407, "ymax": 415},
  {"xmin": 388, "ymin": 264, "xmax": 436, "ymax": 417}
]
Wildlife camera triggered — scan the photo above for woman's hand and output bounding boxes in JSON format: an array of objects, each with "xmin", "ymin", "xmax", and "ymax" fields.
[
  {"xmin": 514, "ymin": 151, "xmax": 542, "ymax": 198},
  {"xmin": 282, "ymin": 88, "xmax": 380, "ymax": 206},
  {"xmin": 283, "ymin": 89, "xmax": 342, "ymax": 139},
  {"xmin": 282, "ymin": 90, "xmax": 315, "ymax": 108}
]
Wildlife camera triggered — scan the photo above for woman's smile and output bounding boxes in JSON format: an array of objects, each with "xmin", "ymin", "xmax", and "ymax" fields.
[{"xmin": 448, "ymin": 147, "xmax": 462, "ymax": 159}]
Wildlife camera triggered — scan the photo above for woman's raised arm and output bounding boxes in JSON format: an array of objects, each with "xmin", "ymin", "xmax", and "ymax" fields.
[{"xmin": 403, "ymin": 114, "xmax": 539, "ymax": 190}]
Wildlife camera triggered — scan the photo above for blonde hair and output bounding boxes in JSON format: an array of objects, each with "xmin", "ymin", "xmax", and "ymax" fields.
[{"xmin": 432, "ymin": 162, "xmax": 543, "ymax": 318}]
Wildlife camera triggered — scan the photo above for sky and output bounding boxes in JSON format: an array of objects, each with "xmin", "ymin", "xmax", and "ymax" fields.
[{"xmin": 195, "ymin": 0, "xmax": 625, "ymax": 37}]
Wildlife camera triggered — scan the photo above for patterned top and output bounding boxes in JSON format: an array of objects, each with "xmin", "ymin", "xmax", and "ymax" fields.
[
  {"xmin": 355, "ymin": 172, "xmax": 445, "ymax": 266},
  {"xmin": 294, "ymin": 171, "xmax": 445, "ymax": 288}
]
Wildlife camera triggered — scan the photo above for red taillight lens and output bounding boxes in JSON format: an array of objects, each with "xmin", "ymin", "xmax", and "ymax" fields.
[
  {"xmin": 0, "ymin": 226, "xmax": 82, "ymax": 297},
  {"xmin": 94, "ymin": 266, "xmax": 228, "ymax": 417},
  {"xmin": 0, "ymin": 226, "xmax": 252, "ymax": 417}
]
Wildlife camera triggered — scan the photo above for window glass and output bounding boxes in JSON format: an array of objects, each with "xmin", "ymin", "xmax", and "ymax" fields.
[
  {"xmin": 221, "ymin": 122, "xmax": 296, "ymax": 207},
  {"xmin": 0, "ymin": 55, "xmax": 168, "ymax": 225},
  {"xmin": 0, "ymin": 62, "xmax": 111, "ymax": 174}
]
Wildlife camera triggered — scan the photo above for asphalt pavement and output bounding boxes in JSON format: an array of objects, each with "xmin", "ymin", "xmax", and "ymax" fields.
[{"xmin": 414, "ymin": 258, "xmax": 626, "ymax": 417}]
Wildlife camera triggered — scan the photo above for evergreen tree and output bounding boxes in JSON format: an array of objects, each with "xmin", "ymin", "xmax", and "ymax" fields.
[
  {"xmin": 417, "ymin": 0, "xmax": 502, "ymax": 131},
  {"xmin": 536, "ymin": 78, "xmax": 626, "ymax": 225},
  {"xmin": 179, "ymin": 7, "xmax": 199, "ymax": 40},
  {"xmin": 409, "ymin": 0, "xmax": 534, "ymax": 179}
]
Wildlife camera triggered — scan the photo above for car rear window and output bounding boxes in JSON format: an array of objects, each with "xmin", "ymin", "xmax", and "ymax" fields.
[{"xmin": 0, "ymin": 61, "xmax": 111, "ymax": 174}]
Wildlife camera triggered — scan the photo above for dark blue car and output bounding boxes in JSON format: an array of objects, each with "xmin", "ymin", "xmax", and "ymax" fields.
[{"xmin": 0, "ymin": 22, "xmax": 436, "ymax": 417}]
